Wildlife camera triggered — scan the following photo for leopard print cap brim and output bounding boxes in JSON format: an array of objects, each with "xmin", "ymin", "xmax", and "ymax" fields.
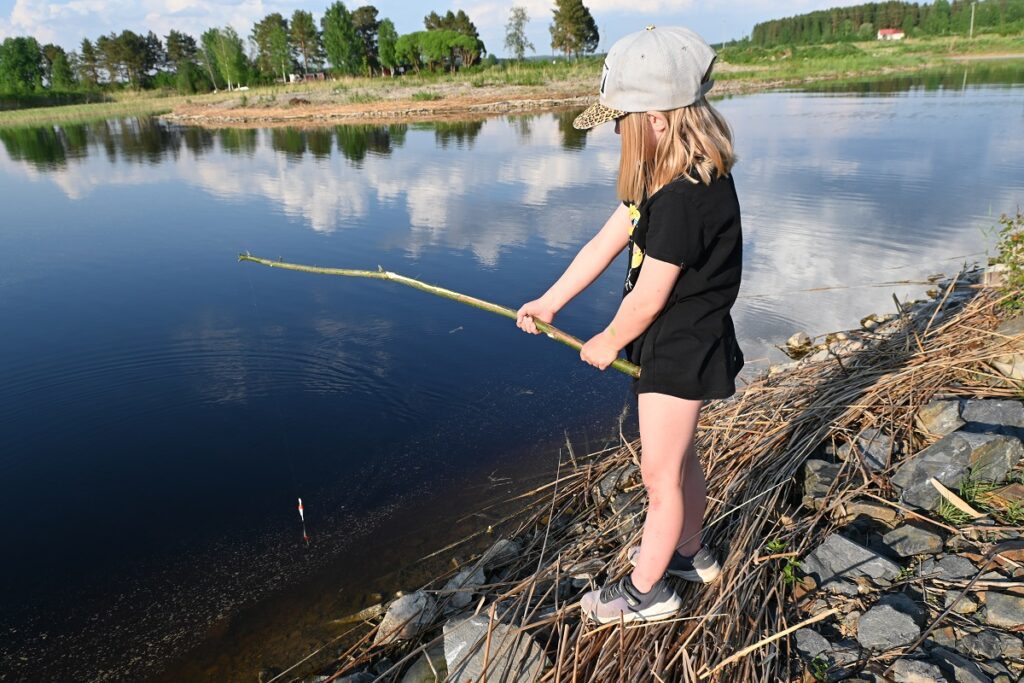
[{"xmin": 573, "ymin": 101, "xmax": 626, "ymax": 130}]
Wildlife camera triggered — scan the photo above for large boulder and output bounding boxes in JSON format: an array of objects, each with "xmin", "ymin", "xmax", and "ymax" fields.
[
  {"xmin": 802, "ymin": 534, "xmax": 901, "ymax": 596},
  {"xmin": 443, "ymin": 614, "xmax": 549, "ymax": 683}
]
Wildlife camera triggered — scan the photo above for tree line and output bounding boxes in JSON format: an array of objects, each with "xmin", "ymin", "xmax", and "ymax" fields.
[
  {"xmin": 749, "ymin": 0, "xmax": 1024, "ymax": 47},
  {"xmin": 0, "ymin": 0, "xmax": 601, "ymax": 97}
]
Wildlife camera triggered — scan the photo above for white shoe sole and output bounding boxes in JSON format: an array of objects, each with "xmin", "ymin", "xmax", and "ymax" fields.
[
  {"xmin": 627, "ymin": 547, "xmax": 721, "ymax": 584},
  {"xmin": 584, "ymin": 595, "xmax": 683, "ymax": 625}
]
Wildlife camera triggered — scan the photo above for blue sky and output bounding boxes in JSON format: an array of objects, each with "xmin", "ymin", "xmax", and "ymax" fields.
[{"xmin": 0, "ymin": 0, "xmax": 851, "ymax": 56}]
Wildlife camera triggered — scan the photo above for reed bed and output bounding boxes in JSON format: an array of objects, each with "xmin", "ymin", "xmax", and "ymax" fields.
[{"xmin": 308, "ymin": 271, "xmax": 1021, "ymax": 683}]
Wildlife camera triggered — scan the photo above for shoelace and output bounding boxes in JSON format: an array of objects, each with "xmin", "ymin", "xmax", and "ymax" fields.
[{"xmin": 599, "ymin": 577, "xmax": 643, "ymax": 607}]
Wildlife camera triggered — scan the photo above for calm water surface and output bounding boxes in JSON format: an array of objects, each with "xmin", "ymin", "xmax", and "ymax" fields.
[{"xmin": 1, "ymin": 65, "xmax": 1022, "ymax": 680}]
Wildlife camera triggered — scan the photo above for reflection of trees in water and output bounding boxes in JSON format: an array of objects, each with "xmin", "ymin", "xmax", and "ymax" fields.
[
  {"xmin": 307, "ymin": 129, "xmax": 333, "ymax": 159},
  {"xmin": 218, "ymin": 129, "xmax": 257, "ymax": 155},
  {"xmin": 271, "ymin": 128, "xmax": 307, "ymax": 159},
  {"xmin": 0, "ymin": 126, "xmax": 69, "ymax": 169},
  {"xmin": 555, "ymin": 110, "xmax": 588, "ymax": 152},
  {"xmin": 425, "ymin": 120, "xmax": 484, "ymax": 149},
  {"xmin": 335, "ymin": 124, "xmax": 407, "ymax": 163},
  {"xmin": 507, "ymin": 114, "xmax": 532, "ymax": 144},
  {"xmin": 810, "ymin": 63, "xmax": 1024, "ymax": 95},
  {"xmin": 181, "ymin": 127, "xmax": 214, "ymax": 156}
]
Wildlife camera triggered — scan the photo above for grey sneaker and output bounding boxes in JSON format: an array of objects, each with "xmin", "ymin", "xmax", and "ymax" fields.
[
  {"xmin": 579, "ymin": 575, "xmax": 682, "ymax": 625},
  {"xmin": 626, "ymin": 545, "xmax": 721, "ymax": 584}
]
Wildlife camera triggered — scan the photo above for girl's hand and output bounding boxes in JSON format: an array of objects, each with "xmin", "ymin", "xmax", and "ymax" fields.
[
  {"xmin": 580, "ymin": 330, "xmax": 621, "ymax": 371},
  {"xmin": 516, "ymin": 299, "xmax": 558, "ymax": 335}
]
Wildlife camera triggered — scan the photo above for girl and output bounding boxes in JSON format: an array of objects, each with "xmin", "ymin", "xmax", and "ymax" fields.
[{"xmin": 516, "ymin": 26, "xmax": 744, "ymax": 624}]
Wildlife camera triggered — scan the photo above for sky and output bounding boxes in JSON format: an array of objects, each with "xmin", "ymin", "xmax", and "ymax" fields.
[{"xmin": 0, "ymin": 0, "xmax": 856, "ymax": 57}]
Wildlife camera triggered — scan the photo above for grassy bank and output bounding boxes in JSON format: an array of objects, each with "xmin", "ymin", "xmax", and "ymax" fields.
[{"xmin": 0, "ymin": 35, "xmax": 1020, "ymax": 129}]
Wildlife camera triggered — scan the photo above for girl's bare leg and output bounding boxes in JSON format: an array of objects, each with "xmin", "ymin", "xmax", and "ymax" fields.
[
  {"xmin": 676, "ymin": 446, "xmax": 707, "ymax": 557},
  {"xmin": 630, "ymin": 392, "xmax": 703, "ymax": 592}
]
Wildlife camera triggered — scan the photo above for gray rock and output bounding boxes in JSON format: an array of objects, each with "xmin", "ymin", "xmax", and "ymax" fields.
[
  {"xmin": 926, "ymin": 626, "xmax": 959, "ymax": 650},
  {"xmin": 481, "ymin": 539, "xmax": 521, "ymax": 569},
  {"xmin": 961, "ymin": 399, "xmax": 1024, "ymax": 441},
  {"xmin": 930, "ymin": 646, "xmax": 992, "ymax": 683},
  {"xmin": 802, "ymin": 534, "xmax": 902, "ymax": 596},
  {"xmin": 842, "ymin": 499, "xmax": 900, "ymax": 526},
  {"xmin": 787, "ymin": 331, "xmax": 813, "ymax": 355},
  {"xmin": 998, "ymin": 314, "xmax": 1024, "ymax": 337},
  {"xmin": 994, "ymin": 631, "xmax": 1023, "ymax": 658},
  {"xmin": 400, "ymin": 642, "xmax": 447, "ymax": 683},
  {"xmin": 803, "ymin": 459, "xmax": 842, "ymax": 510},
  {"xmin": 892, "ymin": 432, "xmax": 974, "ymax": 509},
  {"xmin": 892, "ymin": 658, "xmax": 948, "ymax": 683},
  {"xmin": 443, "ymin": 614, "xmax": 548, "ymax": 683},
  {"xmin": 794, "ymin": 628, "xmax": 832, "ymax": 660},
  {"xmin": 984, "ymin": 591, "xmax": 1024, "ymax": 628},
  {"xmin": 943, "ymin": 590, "xmax": 978, "ymax": 615},
  {"xmin": 889, "ymin": 431, "xmax": 1022, "ymax": 510},
  {"xmin": 830, "ymin": 639, "xmax": 862, "ymax": 667},
  {"xmin": 856, "ymin": 594, "xmax": 924, "ymax": 650},
  {"xmin": 442, "ymin": 567, "xmax": 486, "ymax": 610},
  {"xmin": 883, "ymin": 523, "xmax": 945, "ymax": 557},
  {"xmin": 920, "ymin": 555, "xmax": 978, "ymax": 581},
  {"xmin": 839, "ymin": 428, "xmax": 893, "ymax": 471},
  {"xmin": 336, "ymin": 675, "xmax": 376, "ymax": 683},
  {"xmin": 917, "ymin": 399, "xmax": 966, "ymax": 437},
  {"xmin": 961, "ymin": 630, "xmax": 1006, "ymax": 660},
  {"xmin": 961, "ymin": 432, "xmax": 1023, "ymax": 483},
  {"xmin": 592, "ymin": 465, "xmax": 638, "ymax": 501},
  {"xmin": 373, "ymin": 591, "xmax": 436, "ymax": 646}
]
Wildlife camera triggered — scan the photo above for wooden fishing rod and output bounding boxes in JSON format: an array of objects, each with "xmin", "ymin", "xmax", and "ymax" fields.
[{"xmin": 239, "ymin": 253, "xmax": 642, "ymax": 379}]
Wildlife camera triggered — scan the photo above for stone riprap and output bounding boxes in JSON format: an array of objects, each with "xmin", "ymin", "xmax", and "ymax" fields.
[
  {"xmin": 443, "ymin": 615, "xmax": 548, "ymax": 683},
  {"xmin": 838, "ymin": 427, "xmax": 893, "ymax": 471},
  {"xmin": 856, "ymin": 593, "xmax": 924, "ymax": 650},
  {"xmin": 802, "ymin": 534, "xmax": 901, "ymax": 596},
  {"xmin": 882, "ymin": 523, "xmax": 945, "ymax": 557},
  {"xmin": 373, "ymin": 591, "xmax": 437, "ymax": 647}
]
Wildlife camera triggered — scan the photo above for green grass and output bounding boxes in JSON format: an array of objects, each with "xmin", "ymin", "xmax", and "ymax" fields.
[{"xmin": 411, "ymin": 91, "xmax": 443, "ymax": 101}]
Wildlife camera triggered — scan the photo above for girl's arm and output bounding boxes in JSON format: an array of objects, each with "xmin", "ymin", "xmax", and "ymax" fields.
[
  {"xmin": 516, "ymin": 203, "xmax": 632, "ymax": 334},
  {"xmin": 580, "ymin": 256, "xmax": 681, "ymax": 370}
]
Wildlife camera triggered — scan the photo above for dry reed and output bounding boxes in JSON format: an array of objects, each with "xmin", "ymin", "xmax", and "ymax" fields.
[{"xmin": 305, "ymin": 269, "xmax": 1022, "ymax": 682}]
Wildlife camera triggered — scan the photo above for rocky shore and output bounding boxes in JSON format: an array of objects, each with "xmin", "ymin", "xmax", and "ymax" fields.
[{"xmin": 273, "ymin": 264, "xmax": 1023, "ymax": 683}]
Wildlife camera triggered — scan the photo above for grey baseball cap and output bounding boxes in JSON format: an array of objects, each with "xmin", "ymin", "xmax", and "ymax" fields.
[{"xmin": 573, "ymin": 26, "xmax": 717, "ymax": 130}]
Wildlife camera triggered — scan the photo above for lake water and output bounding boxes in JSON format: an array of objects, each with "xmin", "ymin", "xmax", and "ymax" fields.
[{"xmin": 2, "ymin": 63, "xmax": 1022, "ymax": 681}]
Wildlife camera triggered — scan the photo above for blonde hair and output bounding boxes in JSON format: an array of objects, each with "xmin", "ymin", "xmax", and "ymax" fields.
[{"xmin": 616, "ymin": 98, "xmax": 735, "ymax": 203}]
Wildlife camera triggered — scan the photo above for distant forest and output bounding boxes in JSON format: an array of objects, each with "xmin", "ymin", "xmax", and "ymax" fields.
[{"xmin": 750, "ymin": 0, "xmax": 1024, "ymax": 46}]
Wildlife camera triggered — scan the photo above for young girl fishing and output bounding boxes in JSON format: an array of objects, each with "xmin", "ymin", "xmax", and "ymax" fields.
[{"xmin": 516, "ymin": 26, "xmax": 744, "ymax": 624}]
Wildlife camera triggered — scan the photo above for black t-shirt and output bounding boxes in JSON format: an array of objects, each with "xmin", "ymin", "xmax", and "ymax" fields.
[{"xmin": 623, "ymin": 172, "xmax": 744, "ymax": 400}]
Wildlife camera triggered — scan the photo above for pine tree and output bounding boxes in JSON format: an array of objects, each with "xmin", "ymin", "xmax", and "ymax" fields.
[
  {"xmin": 352, "ymin": 5, "xmax": 381, "ymax": 75},
  {"xmin": 550, "ymin": 0, "xmax": 599, "ymax": 58},
  {"xmin": 251, "ymin": 14, "xmax": 291, "ymax": 81},
  {"xmin": 322, "ymin": 2, "xmax": 363, "ymax": 75},
  {"xmin": 377, "ymin": 19, "xmax": 399, "ymax": 76},
  {"xmin": 290, "ymin": 9, "xmax": 323, "ymax": 73}
]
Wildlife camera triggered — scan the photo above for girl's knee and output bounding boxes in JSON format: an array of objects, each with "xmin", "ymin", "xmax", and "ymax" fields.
[{"xmin": 641, "ymin": 463, "xmax": 682, "ymax": 495}]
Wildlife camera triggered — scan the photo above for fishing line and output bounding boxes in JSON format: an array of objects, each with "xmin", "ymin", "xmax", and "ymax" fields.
[{"xmin": 244, "ymin": 268, "xmax": 310, "ymax": 547}]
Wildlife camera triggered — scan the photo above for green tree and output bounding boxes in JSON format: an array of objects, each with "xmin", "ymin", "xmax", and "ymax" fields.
[
  {"xmin": 424, "ymin": 9, "xmax": 486, "ymax": 60},
  {"xmin": 321, "ymin": 2, "xmax": 362, "ymax": 75},
  {"xmin": 505, "ymin": 6, "xmax": 534, "ymax": 61},
  {"xmin": 209, "ymin": 26, "xmax": 247, "ymax": 90},
  {"xmin": 165, "ymin": 30, "xmax": 198, "ymax": 70},
  {"xmin": 41, "ymin": 44, "xmax": 75, "ymax": 89},
  {"xmin": 0, "ymin": 37, "xmax": 44, "ymax": 92},
  {"xmin": 550, "ymin": 0, "xmax": 599, "ymax": 58},
  {"xmin": 78, "ymin": 38, "xmax": 100, "ymax": 87},
  {"xmin": 377, "ymin": 18, "xmax": 399, "ymax": 75},
  {"xmin": 200, "ymin": 28, "xmax": 224, "ymax": 90},
  {"xmin": 352, "ymin": 5, "xmax": 381, "ymax": 75},
  {"xmin": 251, "ymin": 13, "xmax": 292, "ymax": 81},
  {"xmin": 925, "ymin": 0, "xmax": 951, "ymax": 34},
  {"xmin": 395, "ymin": 32, "xmax": 423, "ymax": 72},
  {"xmin": 290, "ymin": 9, "xmax": 323, "ymax": 73}
]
